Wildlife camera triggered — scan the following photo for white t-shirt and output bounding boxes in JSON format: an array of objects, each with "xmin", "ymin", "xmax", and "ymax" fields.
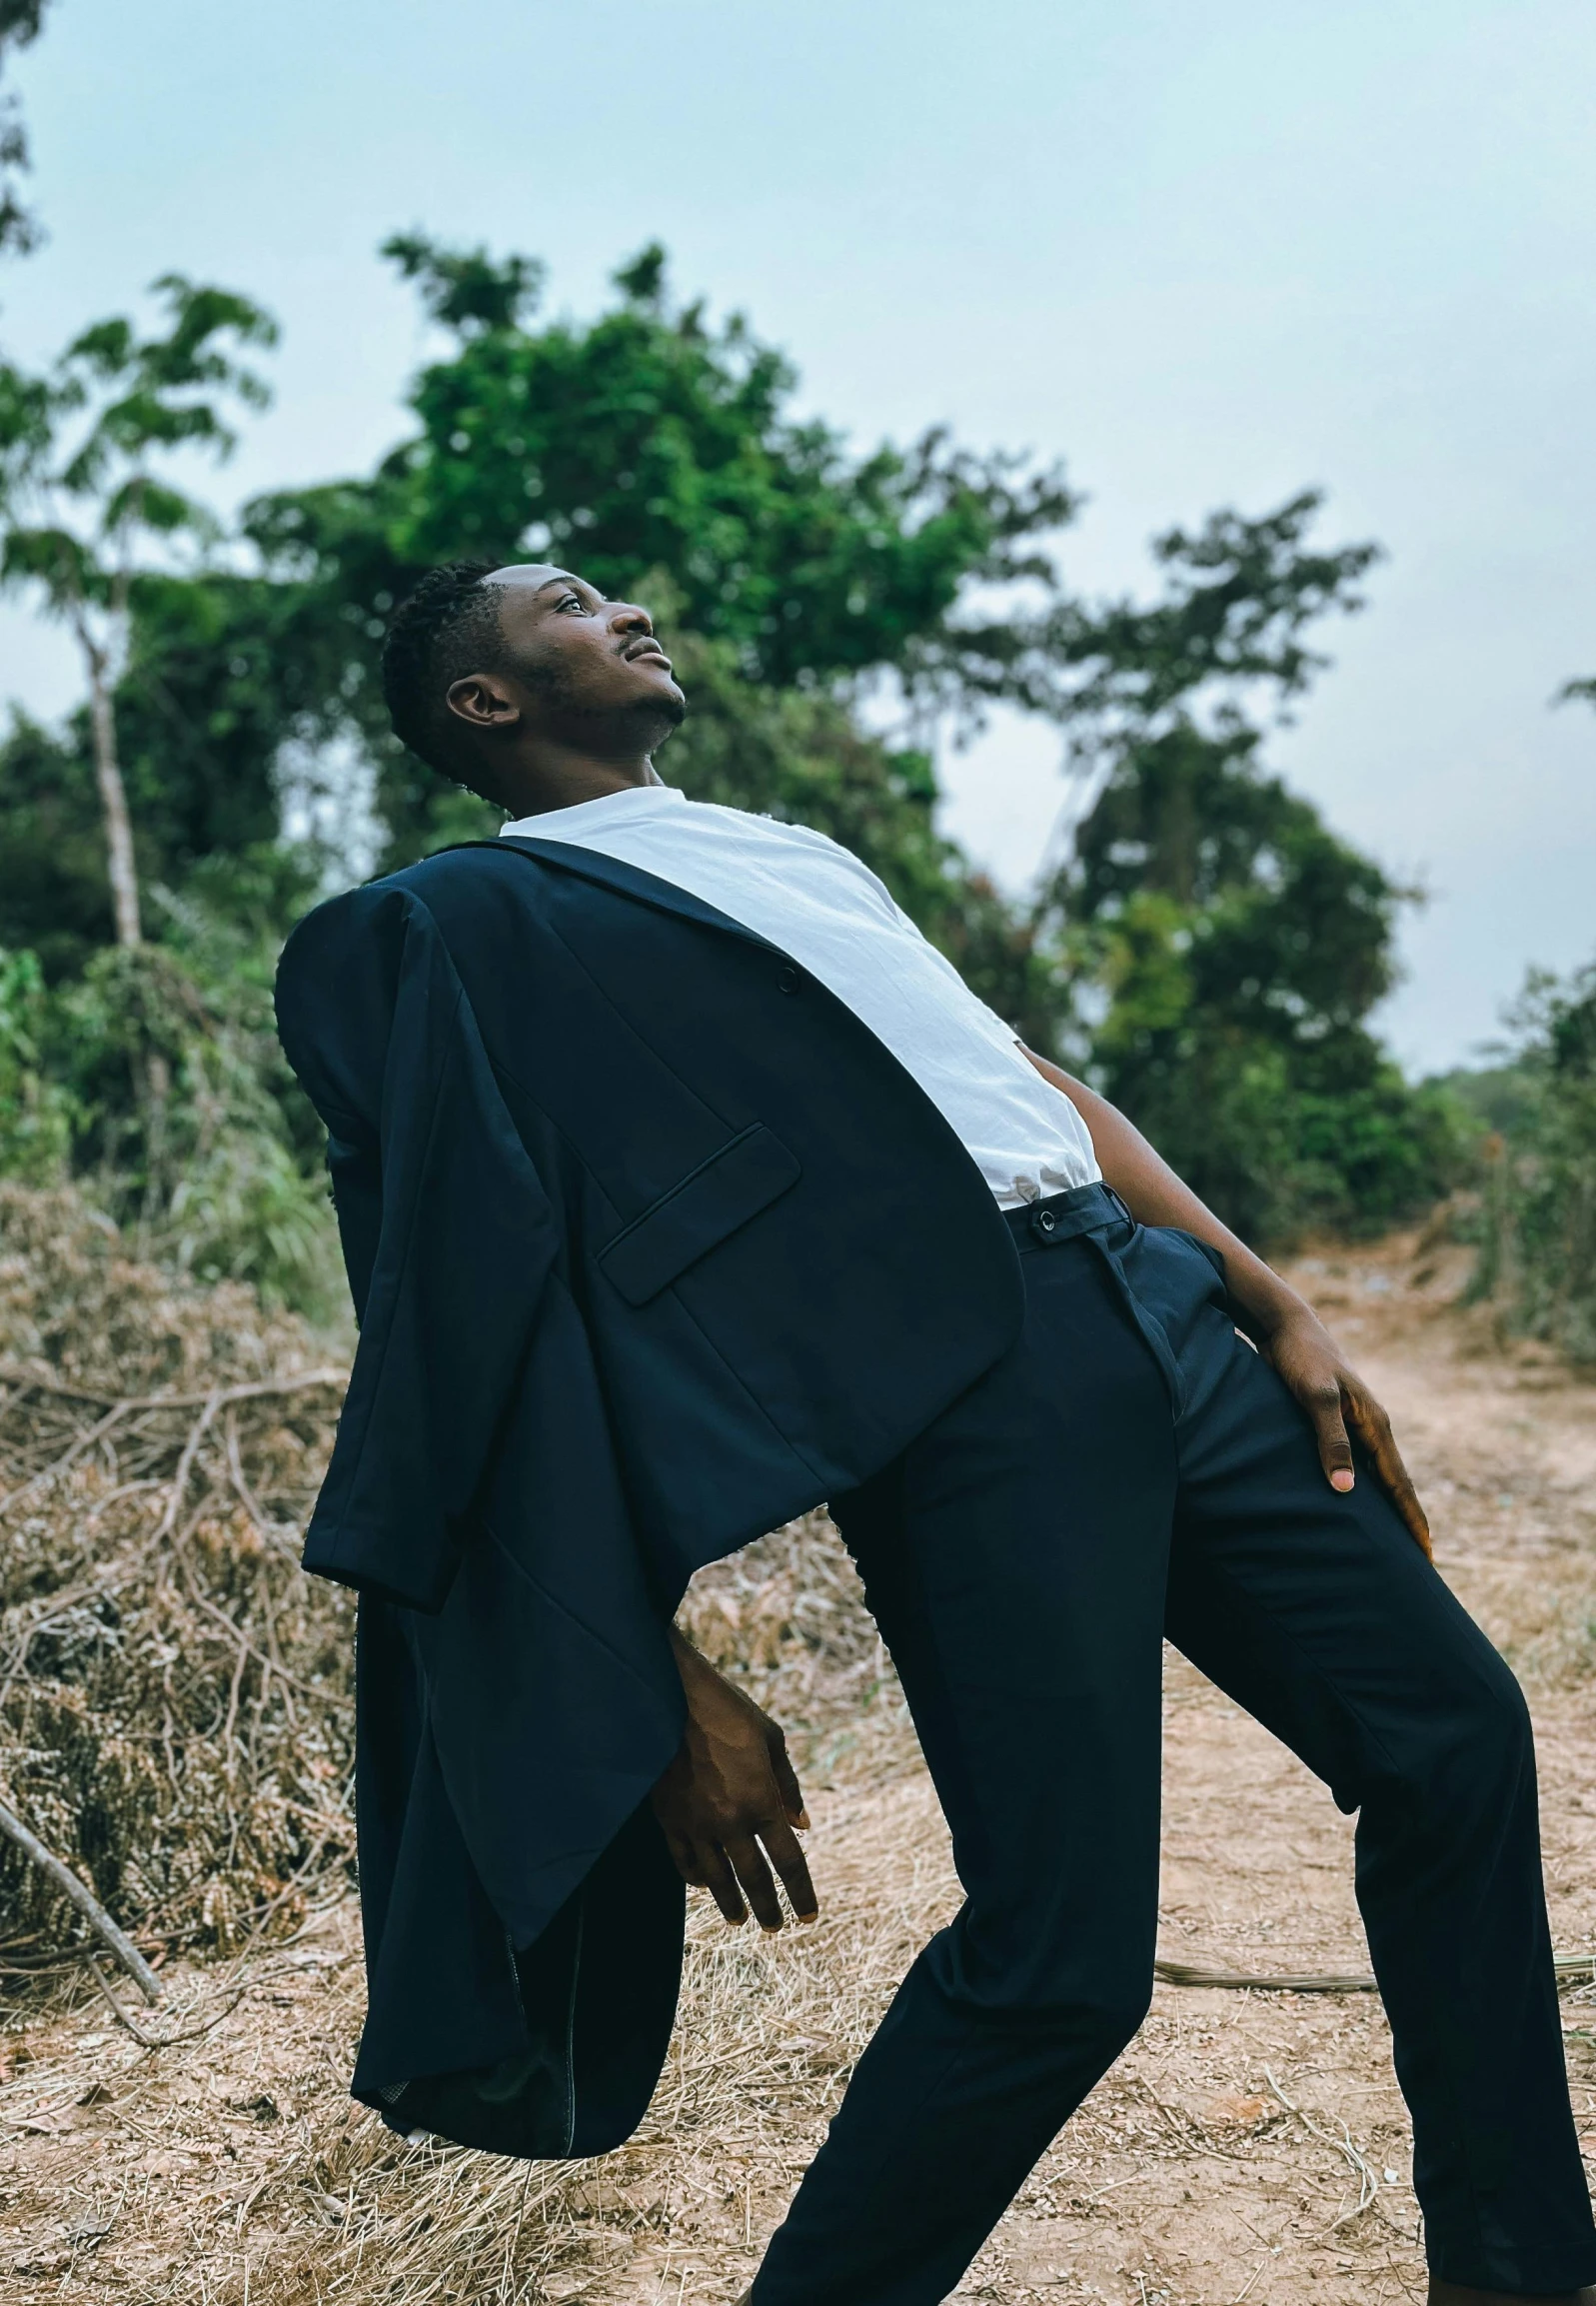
[{"xmin": 500, "ymin": 784, "xmax": 1099, "ymax": 1207}]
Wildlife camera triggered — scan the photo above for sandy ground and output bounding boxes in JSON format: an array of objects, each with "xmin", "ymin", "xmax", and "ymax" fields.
[{"xmin": 3, "ymin": 1229, "xmax": 1595, "ymax": 2304}]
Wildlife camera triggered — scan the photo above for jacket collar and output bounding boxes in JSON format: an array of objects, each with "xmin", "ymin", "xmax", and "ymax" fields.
[{"xmin": 466, "ymin": 836, "xmax": 788, "ymax": 962}]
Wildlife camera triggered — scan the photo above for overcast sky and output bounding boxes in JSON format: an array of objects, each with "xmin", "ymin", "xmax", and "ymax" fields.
[{"xmin": 2, "ymin": 0, "xmax": 1592, "ymax": 1071}]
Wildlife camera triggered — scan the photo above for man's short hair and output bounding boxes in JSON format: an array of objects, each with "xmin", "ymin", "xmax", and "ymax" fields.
[{"xmin": 381, "ymin": 561, "xmax": 507, "ymax": 782}]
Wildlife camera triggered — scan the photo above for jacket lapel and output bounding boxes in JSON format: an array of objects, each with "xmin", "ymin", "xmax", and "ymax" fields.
[{"xmin": 472, "ymin": 836, "xmax": 789, "ymax": 962}]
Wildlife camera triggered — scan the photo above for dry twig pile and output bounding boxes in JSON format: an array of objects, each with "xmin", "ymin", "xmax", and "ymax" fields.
[{"xmin": 0, "ymin": 1184, "xmax": 354, "ymax": 1981}]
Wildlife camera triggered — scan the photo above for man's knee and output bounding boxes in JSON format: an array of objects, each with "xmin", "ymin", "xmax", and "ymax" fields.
[
  {"xmin": 938, "ymin": 1924, "xmax": 1153, "ymax": 2068},
  {"xmin": 1073, "ymin": 1980, "xmax": 1153, "ymax": 2068},
  {"xmin": 1367, "ymin": 1642, "xmax": 1537, "ymax": 1844},
  {"xmin": 1439, "ymin": 1648, "xmax": 1534, "ymax": 1800},
  {"xmin": 1016, "ymin": 1971, "xmax": 1153, "ymax": 2077}
]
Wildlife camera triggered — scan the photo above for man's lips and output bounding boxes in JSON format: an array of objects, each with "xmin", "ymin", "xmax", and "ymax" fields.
[{"xmin": 623, "ymin": 637, "xmax": 673, "ymax": 672}]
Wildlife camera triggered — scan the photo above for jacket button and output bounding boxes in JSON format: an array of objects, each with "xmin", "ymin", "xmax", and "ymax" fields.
[{"xmin": 777, "ymin": 966, "xmax": 800, "ymax": 994}]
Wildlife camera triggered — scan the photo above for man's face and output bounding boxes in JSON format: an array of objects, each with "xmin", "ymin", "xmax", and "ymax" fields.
[{"xmin": 478, "ymin": 564, "xmax": 686, "ymax": 730}]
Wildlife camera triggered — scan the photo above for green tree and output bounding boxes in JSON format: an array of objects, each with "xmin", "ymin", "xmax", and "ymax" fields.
[
  {"xmin": 0, "ymin": 275, "xmax": 277, "ymax": 945},
  {"xmin": 1039, "ymin": 496, "xmax": 1460, "ymax": 1238},
  {"xmin": 243, "ymin": 234, "xmax": 1079, "ymax": 867}
]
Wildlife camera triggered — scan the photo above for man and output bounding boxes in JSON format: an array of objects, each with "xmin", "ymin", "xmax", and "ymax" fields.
[{"xmin": 275, "ymin": 560, "xmax": 1596, "ymax": 2306}]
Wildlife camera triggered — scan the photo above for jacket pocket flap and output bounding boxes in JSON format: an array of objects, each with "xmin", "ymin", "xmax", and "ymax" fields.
[{"xmin": 599, "ymin": 1124, "xmax": 801, "ymax": 1306}]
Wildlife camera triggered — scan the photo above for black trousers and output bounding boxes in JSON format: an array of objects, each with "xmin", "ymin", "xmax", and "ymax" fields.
[{"xmin": 751, "ymin": 1187, "xmax": 1596, "ymax": 2304}]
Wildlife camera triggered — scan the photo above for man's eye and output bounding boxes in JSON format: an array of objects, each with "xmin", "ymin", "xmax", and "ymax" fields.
[{"xmin": 560, "ymin": 593, "xmax": 585, "ymax": 613}]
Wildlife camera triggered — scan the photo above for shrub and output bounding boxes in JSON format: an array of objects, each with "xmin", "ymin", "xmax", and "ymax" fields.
[{"xmin": 1470, "ymin": 962, "xmax": 1596, "ymax": 1365}]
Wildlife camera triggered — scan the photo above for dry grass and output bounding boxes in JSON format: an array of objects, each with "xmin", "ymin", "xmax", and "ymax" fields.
[{"xmin": 2, "ymin": 1204, "xmax": 1595, "ymax": 2302}]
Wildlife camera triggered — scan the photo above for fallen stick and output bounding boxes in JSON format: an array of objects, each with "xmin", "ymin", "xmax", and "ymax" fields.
[
  {"xmin": 87, "ymin": 1956, "xmax": 244, "ymax": 2049},
  {"xmin": 1155, "ymin": 1955, "xmax": 1378, "ymax": 1993},
  {"xmin": 86, "ymin": 1953, "xmax": 160, "ymax": 2047},
  {"xmin": 1156, "ymin": 1950, "xmax": 1596, "ymax": 1995},
  {"xmin": 0, "ymin": 1795, "xmax": 162, "ymax": 2005},
  {"xmin": 0, "ymin": 1363, "xmax": 346, "ymax": 1412}
]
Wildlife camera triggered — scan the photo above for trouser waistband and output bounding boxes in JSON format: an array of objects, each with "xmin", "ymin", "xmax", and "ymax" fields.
[
  {"xmin": 1001, "ymin": 1179, "xmax": 1130, "ymax": 1249},
  {"xmin": 1002, "ymin": 1179, "xmax": 1196, "ymax": 1416}
]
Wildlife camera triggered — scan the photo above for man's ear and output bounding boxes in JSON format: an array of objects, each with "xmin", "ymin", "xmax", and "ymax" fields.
[{"xmin": 446, "ymin": 672, "xmax": 521, "ymax": 732}]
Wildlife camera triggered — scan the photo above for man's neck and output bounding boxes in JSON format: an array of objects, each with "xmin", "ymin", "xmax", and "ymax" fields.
[{"xmin": 493, "ymin": 747, "xmax": 664, "ymax": 822}]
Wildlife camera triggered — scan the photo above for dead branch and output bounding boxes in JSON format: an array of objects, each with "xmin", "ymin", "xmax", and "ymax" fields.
[
  {"xmin": 87, "ymin": 1955, "xmax": 246, "ymax": 2049},
  {"xmin": 0, "ymin": 1362, "xmax": 346, "ymax": 1412},
  {"xmin": 0, "ymin": 1794, "xmax": 163, "ymax": 2003},
  {"xmin": 1155, "ymin": 1955, "xmax": 1379, "ymax": 1993},
  {"xmin": 1156, "ymin": 1950, "xmax": 1596, "ymax": 1995}
]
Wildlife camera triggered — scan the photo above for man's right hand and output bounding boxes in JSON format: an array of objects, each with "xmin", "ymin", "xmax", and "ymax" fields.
[{"xmin": 652, "ymin": 1627, "xmax": 818, "ymax": 1931}]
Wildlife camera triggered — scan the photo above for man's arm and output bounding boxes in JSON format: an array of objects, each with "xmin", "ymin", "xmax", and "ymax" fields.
[
  {"xmin": 1021, "ymin": 1050, "xmax": 1431, "ymax": 1557},
  {"xmin": 651, "ymin": 1625, "xmax": 819, "ymax": 1931}
]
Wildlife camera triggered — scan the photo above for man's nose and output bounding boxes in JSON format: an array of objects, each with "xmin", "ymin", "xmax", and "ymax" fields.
[{"xmin": 611, "ymin": 600, "xmax": 654, "ymax": 637}]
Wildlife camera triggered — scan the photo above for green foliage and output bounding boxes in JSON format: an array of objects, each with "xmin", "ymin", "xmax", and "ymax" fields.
[
  {"xmin": 0, "ymin": 946, "xmax": 72, "ymax": 1178},
  {"xmin": 1, "ymin": 273, "xmax": 276, "ymax": 614},
  {"xmin": 0, "ymin": 708, "xmax": 112, "ymax": 977},
  {"xmin": 1431, "ymin": 1061, "xmax": 1540, "ymax": 1142},
  {"xmin": 0, "ymin": 852, "xmax": 337, "ymax": 1313},
  {"xmin": 0, "ymin": 573, "xmax": 303, "ymax": 980},
  {"xmin": 242, "ymin": 234, "xmax": 1077, "ymax": 865},
  {"xmin": 1471, "ymin": 963, "xmax": 1596, "ymax": 1365},
  {"xmin": 64, "ymin": 864, "xmax": 333, "ymax": 1308}
]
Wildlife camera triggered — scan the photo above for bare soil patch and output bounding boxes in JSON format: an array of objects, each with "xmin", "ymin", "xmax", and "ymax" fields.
[{"xmin": 3, "ymin": 1222, "xmax": 1595, "ymax": 2304}]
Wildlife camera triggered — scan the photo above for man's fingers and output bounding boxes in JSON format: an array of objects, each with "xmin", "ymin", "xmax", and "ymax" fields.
[
  {"xmin": 723, "ymin": 1835, "xmax": 784, "ymax": 1933},
  {"xmin": 760, "ymin": 1812, "xmax": 819, "ymax": 1923},
  {"xmin": 1306, "ymin": 1380, "xmax": 1356, "ymax": 1493},
  {"xmin": 769, "ymin": 1735, "xmax": 810, "ymax": 1831},
  {"xmin": 1349, "ymin": 1392, "xmax": 1433, "ymax": 1559},
  {"xmin": 697, "ymin": 1844, "xmax": 749, "ymax": 1927},
  {"xmin": 661, "ymin": 1827, "xmax": 707, "ymax": 1888}
]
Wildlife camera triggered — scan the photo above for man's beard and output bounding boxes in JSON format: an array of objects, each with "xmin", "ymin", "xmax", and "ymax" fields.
[{"xmin": 521, "ymin": 654, "xmax": 687, "ymax": 748}]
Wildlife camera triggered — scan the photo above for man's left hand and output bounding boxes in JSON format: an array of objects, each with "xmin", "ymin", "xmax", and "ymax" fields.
[{"xmin": 1262, "ymin": 1303, "xmax": 1432, "ymax": 1558}]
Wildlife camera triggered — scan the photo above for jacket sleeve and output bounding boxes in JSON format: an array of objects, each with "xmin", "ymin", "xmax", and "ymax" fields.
[{"xmin": 276, "ymin": 885, "xmax": 562, "ymax": 1613}]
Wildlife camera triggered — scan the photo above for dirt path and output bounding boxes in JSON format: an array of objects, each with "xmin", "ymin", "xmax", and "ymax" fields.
[{"xmin": 3, "ymin": 1230, "xmax": 1594, "ymax": 2303}]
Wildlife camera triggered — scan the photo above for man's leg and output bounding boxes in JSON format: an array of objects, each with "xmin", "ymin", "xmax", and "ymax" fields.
[
  {"xmin": 750, "ymin": 1236, "xmax": 1180, "ymax": 2306},
  {"xmin": 1153, "ymin": 1229, "xmax": 1596, "ymax": 2299}
]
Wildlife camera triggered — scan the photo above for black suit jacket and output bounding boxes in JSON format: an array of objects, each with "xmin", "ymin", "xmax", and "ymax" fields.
[{"xmin": 275, "ymin": 834, "xmax": 1023, "ymax": 2157}]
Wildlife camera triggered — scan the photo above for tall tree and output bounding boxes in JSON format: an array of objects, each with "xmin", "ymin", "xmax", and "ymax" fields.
[
  {"xmin": 1037, "ymin": 497, "xmax": 1458, "ymax": 1237},
  {"xmin": 0, "ymin": 275, "xmax": 277, "ymax": 945}
]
